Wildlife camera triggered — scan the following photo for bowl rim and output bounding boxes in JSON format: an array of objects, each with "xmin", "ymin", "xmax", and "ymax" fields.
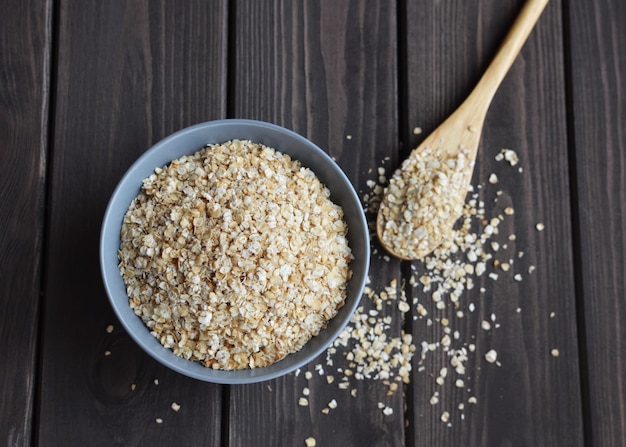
[{"xmin": 99, "ymin": 119, "xmax": 370, "ymax": 384}]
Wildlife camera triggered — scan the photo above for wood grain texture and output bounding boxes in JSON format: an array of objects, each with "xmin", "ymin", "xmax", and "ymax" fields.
[
  {"xmin": 566, "ymin": 0, "xmax": 626, "ymax": 445},
  {"xmin": 228, "ymin": 1, "xmax": 405, "ymax": 446},
  {"xmin": 38, "ymin": 1, "xmax": 228, "ymax": 445},
  {"xmin": 1, "ymin": 0, "xmax": 619, "ymax": 444},
  {"xmin": 404, "ymin": 1, "xmax": 584, "ymax": 445},
  {"xmin": 0, "ymin": 0, "xmax": 51, "ymax": 445}
]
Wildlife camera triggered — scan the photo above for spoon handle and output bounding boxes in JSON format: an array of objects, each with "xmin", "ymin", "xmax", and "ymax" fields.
[{"xmin": 464, "ymin": 0, "xmax": 550, "ymax": 116}]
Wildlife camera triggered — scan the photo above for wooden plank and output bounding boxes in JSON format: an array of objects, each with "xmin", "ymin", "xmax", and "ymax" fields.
[
  {"xmin": 566, "ymin": 1, "xmax": 626, "ymax": 445},
  {"xmin": 404, "ymin": 0, "xmax": 584, "ymax": 445},
  {"xmin": 228, "ymin": 1, "xmax": 406, "ymax": 446},
  {"xmin": 0, "ymin": 0, "xmax": 52, "ymax": 445},
  {"xmin": 38, "ymin": 1, "xmax": 228, "ymax": 445}
]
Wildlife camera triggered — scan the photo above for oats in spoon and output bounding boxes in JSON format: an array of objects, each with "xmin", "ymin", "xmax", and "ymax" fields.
[{"xmin": 377, "ymin": 147, "xmax": 472, "ymax": 260}]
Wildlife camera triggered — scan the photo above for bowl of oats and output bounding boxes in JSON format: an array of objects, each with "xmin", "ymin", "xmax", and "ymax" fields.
[{"xmin": 100, "ymin": 119, "xmax": 369, "ymax": 384}]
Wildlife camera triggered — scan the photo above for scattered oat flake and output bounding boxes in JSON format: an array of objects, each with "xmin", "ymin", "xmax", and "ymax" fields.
[
  {"xmin": 441, "ymin": 411, "xmax": 450, "ymax": 423},
  {"xmin": 305, "ymin": 437, "xmax": 317, "ymax": 447},
  {"xmin": 501, "ymin": 149, "xmax": 519, "ymax": 166},
  {"xmin": 298, "ymin": 398, "xmax": 309, "ymax": 406},
  {"xmin": 155, "ymin": 418, "xmax": 163, "ymax": 424},
  {"xmin": 398, "ymin": 301, "xmax": 410, "ymax": 313},
  {"xmin": 485, "ymin": 350, "xmax": 498, "ymax": 363},
  {"xmin": 328, "ymin": 399, "xmax": 338, "ymax": 409},
  {"xmin": 382, "ymin": 406, "xmax": 394, "ymax": 416},
  {"xmin": 153, "ymin": 379, "xmax": 159, "ymax": 385},
  {"xmin": 551, "ymin": 349, "xmax": 560, "ymax": 357},
  {"xmin": 104, "ymin": 350, "xmax": 111, "ymax": 356},
  {"xmin": 171, "ymin": 402, "xmax": 181, "ymax": 412},
  {"xmin": 413, "ymin": 127, "xmax": 422, "ymax": 135},
  {"xmin": 105, "ymin": 324, "xmax": 114, "ymax": 333},
  {"xmin": 346, "ymin": 135, "xmax": 353, "ymax": 140},
  {"xmin": 536, "ymin": 223, "xmax": 545, "ymax": 231},
  {"xmin": 130, "ymin": 383, "xmax": 136, "ymax": 391},
  {"xmin": 488, "ymin": 173, "xmax": 498, "ymax": 184},
  {"xmin": 430, "ymin": 392, "xmax": 440, "ymax": 405}
]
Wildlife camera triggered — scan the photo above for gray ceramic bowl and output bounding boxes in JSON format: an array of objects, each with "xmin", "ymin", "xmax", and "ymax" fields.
[{"xmin": 100, "ymin": 119, "xmax": 370, "ymax": 384}]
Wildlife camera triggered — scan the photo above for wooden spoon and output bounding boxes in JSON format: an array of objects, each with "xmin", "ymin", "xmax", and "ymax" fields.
[{"xmin": 376, "ymin": 0, "xmax": 549, "ymax": 261}]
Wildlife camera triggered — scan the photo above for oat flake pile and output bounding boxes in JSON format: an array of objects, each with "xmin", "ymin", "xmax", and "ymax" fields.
[{"xmin": 118, "ymin": 139, "xmax": 353, "ymax": 370}]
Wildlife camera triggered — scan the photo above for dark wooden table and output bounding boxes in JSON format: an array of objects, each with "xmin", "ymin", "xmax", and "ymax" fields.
[{"xmin": 2, "ymin": 1, "xmax": 625, "ymax": 446}]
